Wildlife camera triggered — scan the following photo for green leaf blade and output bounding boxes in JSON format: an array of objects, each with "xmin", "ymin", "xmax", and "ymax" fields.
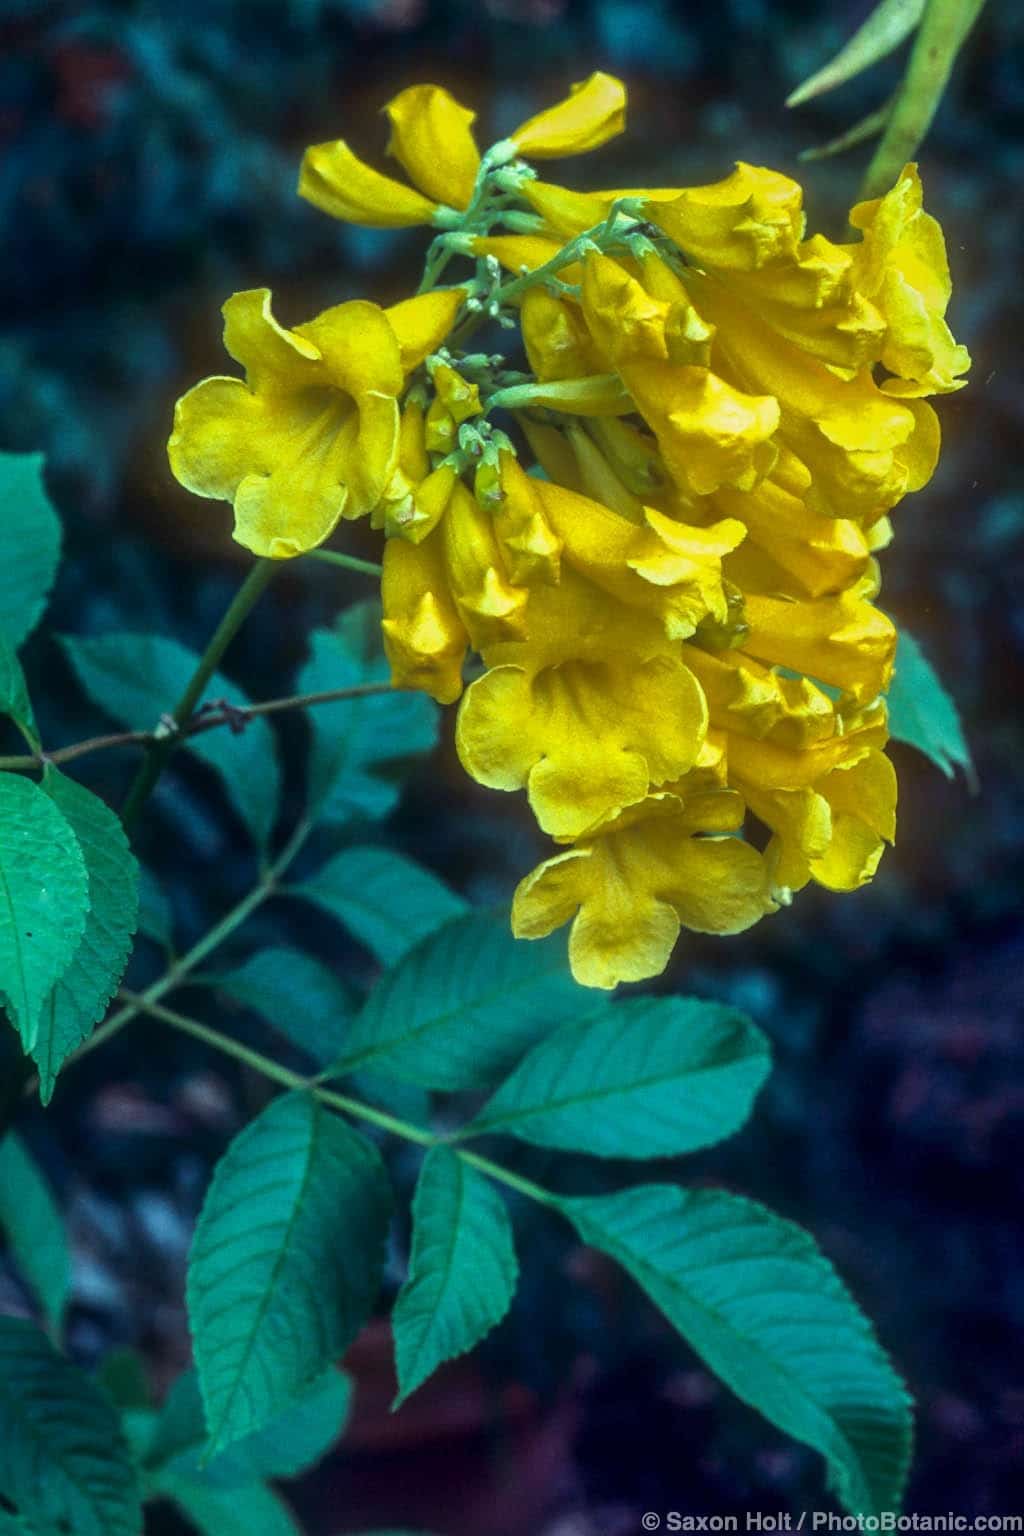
[
  {"xmin": 0, "ymin": 1132, "xmax": 71, "ymax": 1330},
  {"xmin": 215, "ymin": 948, "xmax": 355, "ymax": 1066},
  {"xmin": 60, "ymin": 632, "xmax": 281, "ymax": 845},
  {"xmin": 0, "ymin": 773, "xmax": 89, "ymax": 1053},
  {"xmin": 0, "ymin": 1316, "xmax": 143, "ymax": 1536},
  {"xmin": 0, "ymin": 452, "xmax": 62, "ymax": 649},
  {"xmin": 0, "ymin": 637, "xmax": 37, "ymax": 745},
  {"xmin": 187, "ymin": 1091, "xmax": 392, "ymax": 1455},
  {"xmin": 147, "ymin": 1366, "xmax": 351, "ymax": 1486},
  {"xmin": 886, "ymin": 628, "xmax": 972, "ymax": 780},
  {"xmin": 293, "ymin": 846, "xmax": 467, "ymax": 967},
  {"xmin": 33, "ymin": 772, "xmax": 139, "ymax": 1102},
  {"xmin": 332, "ymin": 910, "xmax": 582, "ymax": 1091},
  {"xmin": 787, "ymin": 0, "xmax": 924, "ymax": 106},
  {"xmin": 300, "ymin": 603, "xmax": 438, "ymax": 825},
  {"xmin": 561, "ymin": 1185, "xmax": 912, "ymax": 1517},
  {"xmin": 157, "ymin": 1479, "xmax": 302, "ymax": 1536},
  {"xmin": 213, "ymin": 949, "xmax": 428, "ymax": 1124},
  {"xmin": 393, "ymin": 1147, "xmax": 518, "ymax": 1408},
  {"xmin": 466, "ymin": 996, "xmax": 771, "ymax": 1158}
]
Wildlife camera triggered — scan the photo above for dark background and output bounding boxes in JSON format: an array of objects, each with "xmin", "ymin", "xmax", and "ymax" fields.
[{"xmin": 1, "ymin": 0, "xmax": 1023, "ymax": 1531}]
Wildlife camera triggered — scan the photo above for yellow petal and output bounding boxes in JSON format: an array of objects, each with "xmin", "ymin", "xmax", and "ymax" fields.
[
  {"xmin": 296, "ymin": 300, "xmax": 404, "ymax": 398},
  {"xmin": 381, "ymin": 529, "xmax": 468, "ymax": 704},
  {"xmin": 511, "ymin": 72, "xmax": 626, "ymax": 160},
  {"xmin": 727, "ymin": 699, "xmax": 889, "ymax": 790},
  {"xmin": 512, "ymin": 799, "xmax": 774, "ymax": 989},
  {"xmin": 582, "ymin": 251, "xmax": 671, "ymax": 365},
  {"xmin": 385, "ymin": 288, "xmax": 466, "ymax": 373},
  {"xmin": 347, "ymin": 390, "xmax": 401, "ymax": 519},
  {"xmin": 622, "ymin": 360, "xmax": 780, "ymax": 497},
  {"xmin": 443, "ymin": 483, "xmax": 528, "ymax": 647},
  {"xmin": 535, "ymin": 480, "xmax": 740, "ymax": 640},
  {"xmin": 456, "ymin": 655, "xmax": 707, "ymax": 838},
  {"xmin": 516, "ymin": 417, "xmax": 585, "ymax": 492},
  {"xmin": 743, "ymin": 589, "xmax": 896, "ymax": 701},
  {"xmin": 384, "ymin": 84, "xmax": 480, "ymax": 209},
  {"xmin": 432, "ymin": 361, "xmax": 482, "ymax": 424},
  {"xmin": 470, "ymin": 233, "xmax": 566, "ymax": 275},
  {"xmin": 494, "ymin": 455, "xmax": 563, "ymax": 585},
  {"xmin": 683, "ymin": 645, "xmax": 837, "ymax": 749},
  {"xmin": 647, "ymin": 163, "xmax": 804, "ymax": 272},
  {"xmin": 715, "ymin": 474, "xmax": 870, "ymax": 599},
  {"xmin": 806, "ymin": 748, "xmax": 897, "ymax": 891},
  {"xmin": 565, "ymin": 426, "xmax": 645, "ymax": 522},
  {"xmin": 588, "ymin": 417, "xmax": 667, "ymax": 497},
  {"xmin": 521, "ymin": 287, "xmax": 603, "ymax": 381},
  {"xmin": 849, "ymin": 164, "xmax": 970, "ymax": 396},
  {"xmin": 170, "ymin": 377, "xmax": 355, "ymax": 558},
  {"xmin": 299, "ymin": 138, "xmax": 437, "ymax": 228},
  {"xmin": 481, "ymin": 563, "xmax": 671, "ymax": 677},
  {"xmin": 221, "ymin": 289, "xmax": 323, "ymax": 388},
  {"xmin": 520, "ymin": 180, "xmax": 610, "ymax": 236},
  {"xmin": 689, "ymin": 272, "xmax": 922, "ymax": 524}
]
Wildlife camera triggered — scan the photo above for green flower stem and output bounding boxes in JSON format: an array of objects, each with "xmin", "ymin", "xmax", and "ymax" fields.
[
  {"xmin": 860, "ymin": 0, "xmax": 986, "ymax": 199},
  {"xmin": 121, "ymin": 558, "xmax": 277, "ymax": 831},
  {"xmin": 114, "ymin": 989, "xmax": 559, "ymax": 1206},
  {"xmin": 306, "ymin": 548, "xmax": 384, "ymax": 577},
  {"xmin": 448, "ymin": 205, "xmax": 644, "ymax": 350},
  {"xmin": 52, "ymin": 816, "xmax": 313, "ymax": 1078},
  {"xmin": 494, "ymin": 207, "xmax": 643, "ymax": 306}
]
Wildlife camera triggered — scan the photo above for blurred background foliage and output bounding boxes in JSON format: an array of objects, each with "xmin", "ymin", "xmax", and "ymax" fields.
[{"xmin": 1, "ymin": 0, "xmax": 1022, "ymax": 1531}]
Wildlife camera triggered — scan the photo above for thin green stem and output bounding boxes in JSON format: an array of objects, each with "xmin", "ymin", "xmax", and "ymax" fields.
[
  {"xmin": 121, "ymin": 992, "xmax": 436, "ymax": 1150},
  {"xmin": 114, "ymin": 993, "xmax": 557, "ymax": 1203},
  {"xmin": 121, "ymin": 559, "xmax": 277, "ymax": 830},
  {"xmin": 860, "ymin": 0, "xmax": 986, "ymax": 199},
  {"xmin": 455, "ymin": 1149, "xmax": 559, "ymax": 1206},
  {"xmin": 307, "ymin": 548, "xmax": 384, "ymax": 578},
  {"xmin": 55, "ymin": 817, "xmax": 313, "ymax": 1076}
]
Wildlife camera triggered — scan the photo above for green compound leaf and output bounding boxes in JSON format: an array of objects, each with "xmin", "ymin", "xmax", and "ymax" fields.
[
  {"xmin": 214, "ymin": 948, "xmax": 428, "ymax": 1125},
  {"xmin": 0, "ymin": 636, "xmax": 37, "ymax": 745},
  {"xmin": 560, "ymin": 1185, "xmax": 912, "ymax": 1518},
  {"xmin": 392, "ymin": 1147, "xmax": 518, "ymax": 1408},
  {"xmin": 147, "ymin": 1366, "xmax": 351, "ymax": 1486},
  {"xmin": 466, "ymin": 996, "xmax": 771, "ymax": 1158},
  {"xmin": 33, "ymin": 772, "xmax": 139, "ymax": 1103},
  {"xmin": 330, "ymin": 909, "xmax": 584, "ymax": 1091},
  {"xmin": 0, "ymin": 1316, "xmax": 143, "ymax": 1536},
  {"xmin": 60, "ymin": 631, "xmax": 281, "ymax": 846},
  {"xmin": 0, "ymin": 451, "xmax": 62, "ymax": 649},
  {"xmin": 0, "ymin": 773, "xmax": 89, "ymax": 1054},
  {"xmin": 886, "ymin": 628, "xmax": 972, "ymax": 780},
  {"xmin": 158, "ymin": 1480, "xmax": 302, "ymax": 1536},
  {"xmin": 0, "ymin": 1131, "xmax": 71, "ymax": 1331},
  {"xmin": 291, "ymin": 846, "xmax": 468, "ymax": 967},
  {"xmin": 300, "ymin": 602, "xmax": 438, "ymax": 825},
  {"xmin": 187, "ymin": 1091, "xmax": 392, "ymax": 1455}
]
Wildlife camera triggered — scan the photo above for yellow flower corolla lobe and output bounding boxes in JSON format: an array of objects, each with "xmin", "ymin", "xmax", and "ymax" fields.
[
  {"xmin": 170, "ymin": 75, "xmax": 969, "ymax": 988},
  {"xmin": 509, "ymin": 73, "xmax": 626, "ymax": 160},
  {"xmin": 169, "ymin": 288, "xmax": 461, "ymax": 557}
]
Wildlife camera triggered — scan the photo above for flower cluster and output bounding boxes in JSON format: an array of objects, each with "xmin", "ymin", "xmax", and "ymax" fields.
[{"xmin": 169, "ymin": 74, "xmax": 968, "ymax": 988}]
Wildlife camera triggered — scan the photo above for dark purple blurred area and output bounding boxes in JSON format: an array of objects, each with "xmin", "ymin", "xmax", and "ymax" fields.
[{"xmin": 1, "ymin": 0, "xmax": 1023, "ymax": 1531}]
